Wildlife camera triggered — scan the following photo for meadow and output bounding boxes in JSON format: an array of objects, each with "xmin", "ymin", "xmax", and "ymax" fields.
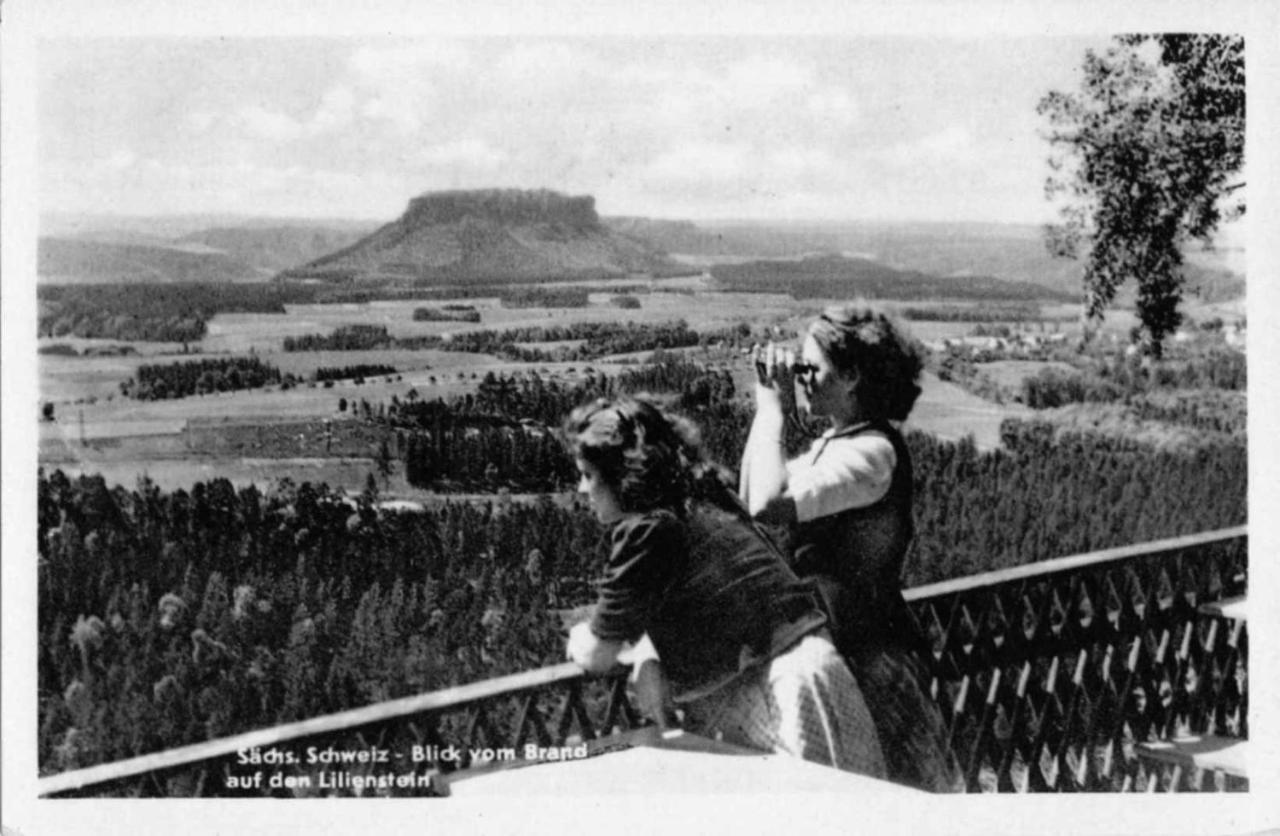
[
  {"xmin": 37, "ymin": 276, "xmax": 1242, "ymax": 497},
  {"xmin": 41, "ymin": 304, "xmax": 947, "ymax": 489}
]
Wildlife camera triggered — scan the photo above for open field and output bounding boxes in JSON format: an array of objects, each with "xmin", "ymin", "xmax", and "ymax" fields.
[
  {"xmin": 37, "ymin": 281, "xmax": 1186, "ymax": 494},
  {"xmin": 201, "ymin": 288, "xmax": 801, "ymax": 354},
  {"xmin": 51, "ymin": 293, "xmax": 1236, "ymax": 409},
  {"xmin": 39, "ymin": 363, "xmax": 1028, "ymax": 495},
  {"xmin": 908, "ymin": 372, "xmax": 1031, "ymax": 447},
  {"xmin": 976, "ymin": 360, "xmax": 1077, "ymax": 391},
  {"xmin": 40, "ymin": 353, "xmax": 640, "ymax": 426},
  {"xmin": 43, "ymin": 455, "xmax": 385, "ymax": 494}
]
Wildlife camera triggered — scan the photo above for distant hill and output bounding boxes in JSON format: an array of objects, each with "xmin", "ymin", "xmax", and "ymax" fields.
[
  {"xmin": 177, "ymin": 226, "xmax": 374, "ymax": 272},
  {"xmin": 709, "ymin": 253, "xmax": 1081, "ymax": 303},
  {"xmin": 37, "ymin": 237, "xmax": 267, "ymax": 285},
  {"xmin": 603, "ymin": 217, "xmax": 737, "ymax": 255},
  {"xmin": 1178, "ymin": 264, "xmax": 1246, "ymax": 305},
  {"xmin": 609, "ymin": 217, "xmax": 1244, "ymax": 303},
  {"xmin": 40, "ymin": 212, "xmax": 378, "ymax": 240},
  {"xmin": 36, "ymin": 207, "xmax": 1242, "ymax": 302},
  {"xmin": 606, "ymin": 217, "xmax": 1058, "ymax": 262},
  {"xmin": 289, "ymin": 189, "xmax": 689, "ymax": 284}
]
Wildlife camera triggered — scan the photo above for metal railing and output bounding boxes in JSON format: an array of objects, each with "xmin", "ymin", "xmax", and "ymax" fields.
[
  {"xmin": 903, "ymin": 526, "xmax": 1247, "ymax": 791},
  {"xmin": 39, "ymin": 526, "xmax": 1247, "ymax": 797}
]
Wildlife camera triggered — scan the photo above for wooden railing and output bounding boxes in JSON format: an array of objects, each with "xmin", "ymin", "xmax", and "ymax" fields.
[{"xmin": 38, "ymin": 526, "xmax": 1247, "ymax": 797}]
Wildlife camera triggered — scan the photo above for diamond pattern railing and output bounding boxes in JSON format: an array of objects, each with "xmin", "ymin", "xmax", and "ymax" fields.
[
  {"xmin": 904, "ymin": 526, "xmax": 1247, "ymax": 792},
  {"xmin": 38, "ymin": 526, "xmax": 1246, "ymax": 797},
  {"xmin": 37, "ymin": 664, "xmax": 643, "ymax": 798}
]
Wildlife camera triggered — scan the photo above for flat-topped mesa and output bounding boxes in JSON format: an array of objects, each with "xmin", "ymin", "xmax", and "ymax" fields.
[
  {"xmin": 402, "ymin": 189, "xmax": 600, "ymax": 230},
  {"xmin": 288, "ymin": 187, "xmax": 688, "ymax": 283}
]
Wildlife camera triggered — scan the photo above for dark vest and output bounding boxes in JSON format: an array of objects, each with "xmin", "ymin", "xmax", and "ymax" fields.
[{"xmin": 788, "ymin": 421, "xmax": 921, "ymax": 657}]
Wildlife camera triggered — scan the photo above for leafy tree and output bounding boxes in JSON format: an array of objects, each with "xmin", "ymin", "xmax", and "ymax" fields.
[{"xmin": 1038, "ymin": 34, "xmax": 1244, "ymax": 356}]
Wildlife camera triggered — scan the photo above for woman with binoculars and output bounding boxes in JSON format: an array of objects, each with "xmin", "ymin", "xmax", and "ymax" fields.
[{"xmin": 741, "ymin": 304, "xmax": 963, "ymax": 792}]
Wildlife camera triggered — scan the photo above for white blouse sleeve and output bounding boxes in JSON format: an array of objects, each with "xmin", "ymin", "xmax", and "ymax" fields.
[{"xmin": 786, "ymin": 432, "xmax": 896, "ymax": 523}]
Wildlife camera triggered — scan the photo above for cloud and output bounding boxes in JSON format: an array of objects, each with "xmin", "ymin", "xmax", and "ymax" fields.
[
  {"xmin": 105, "ymin": 149, "xmax": 137, "ymax": 171},
  {"xmin": 359, "ymin": 95, "xmax": 421, "ymax": 135},
  {"xmin": 765, "ymin": 147, "xmax": 840, "ymax": 178},
  {"xmin": 723, "ymin": 56, "xmax": 813, "ymax": 104},
  {"xmin": 38, "ymin": 37, "xmax": 1093, "ymax": 224},
  {"xmin": 42, "ymin": 156, "xmax": 408, "ymax": 219},
  {"xmin": 804, "ymin": 89, "xmax": 859, "ymax": 127},
  {"xmin": 495, "ymin": 42, "xmax": 593, "ymax": 84},
  {"xmin": 348, "ymin": 42, "xmax": 471, "ymax": 83},
  {"xmin": 233, "ymin": 43, "xmax": 475, "ymax": 141},
  {"xmin": 876, "ymin": 125, "xmax": 977, "ymax": 167},
  {"xmin": 417, "ymin": 139, "xmax": 507, "ymax": 170},
  {"xmin": 187, "ymin": 111, "xmax": 218, "ymax": 133},
  {"xmin": 342, "ymin": 44, "xmax": 474, "ymax": 137},
  {"xmin": 235, "ymin": 105, "xmax": 305, "ymax": 142},
  {"xmin": 312, "ymin": 86, "xmax": 356, "ymax": 133},
  {"xmin": 643, "ymin": 142, "xmax": 751, "ymax": 185},
  {"xmin": 596, "ymin": 52, "xmax": 858, "ymax": 156},
  {"xmin": 231, "ymin": 85, "xmax": 360, "ymax": 143},
  {"xmin": 919, "ymin": 125, "xmax": 974, "ymax": 156}
]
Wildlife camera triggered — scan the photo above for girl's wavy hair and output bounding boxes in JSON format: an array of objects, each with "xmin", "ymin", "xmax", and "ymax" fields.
[
  {"xmin": 809, "ymin": 304, "xmax": 925, "ymax": 422},
  {"xmin": 561, "ymin": 395, "xmax": 740, "ymax": 516}
]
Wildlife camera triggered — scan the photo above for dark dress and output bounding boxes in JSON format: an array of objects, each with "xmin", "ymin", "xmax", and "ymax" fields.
[{"xmin": 789, "ymin": 421, "xmax": 964, "ymax": 792}]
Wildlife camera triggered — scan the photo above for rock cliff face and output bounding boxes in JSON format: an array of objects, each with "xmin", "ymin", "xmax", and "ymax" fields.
[
  {"xmin": 403, "ymin": 189, "xmax": 600, "ymax": 229},
  {"xmin": 294, "ymin": 189, "xmax": 682, "ymax": 283}
]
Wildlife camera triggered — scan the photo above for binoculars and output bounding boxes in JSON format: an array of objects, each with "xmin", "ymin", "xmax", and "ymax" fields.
[{"xmin": 755, "ymin": 360, "xmax": 818, "ymax": 378}]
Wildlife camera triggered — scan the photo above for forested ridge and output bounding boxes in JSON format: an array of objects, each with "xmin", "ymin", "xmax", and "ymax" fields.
[
  {"xmin": 39, "ymin": 474, "xmax": 602, "ymax": 774},
  {"xmin": 374, "ymin": 358, "xmax": 1244, "ymax": 578},
  {"xmin": 282, "ymin": 320, "xmax": 750, "ymax": 362},
  {"xmin": 709, "ymin": 255, "xmax": 1080, "ymax": 303},
  {"xmin": 38, "ymin": 282, "xmax": 657, "ymax": 343},
  {"xmin": 39, "ymin": 353, "xmax": 1246, "ymax": 775},
  {"xmin": 38, "ymin": 283, "xmax": 322, "ymax": 343}
]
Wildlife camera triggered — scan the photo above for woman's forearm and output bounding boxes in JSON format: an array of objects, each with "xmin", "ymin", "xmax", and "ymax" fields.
[
  {"xmin": 742, "ymin": 342, "xmax": 801, "ymax": 523},
  {"xmin": 741, "ymin": 395, "xmax": 789, "ymax": 516}
]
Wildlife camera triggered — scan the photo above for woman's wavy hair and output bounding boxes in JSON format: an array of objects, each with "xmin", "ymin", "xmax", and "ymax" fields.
[
  {"xmin": 809, "ymin": 303, "xmax": 925, "ymax": 422},
  {"xmin": 561, "ymin": 395, "xmax": 739, "ymax": 516}
]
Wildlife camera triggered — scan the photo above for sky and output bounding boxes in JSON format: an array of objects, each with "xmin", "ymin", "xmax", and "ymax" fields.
[{"xmin": 37, "ymin": 35, "xmax": 1117, "ymax": 225}]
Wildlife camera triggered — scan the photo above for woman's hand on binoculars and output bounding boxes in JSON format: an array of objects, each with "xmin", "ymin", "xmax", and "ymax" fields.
[
  {"xmin": 752, "ymin": 342, "xmax": 797, "ymax": 389},
  {"xmin": 751, "ymin": 342, "xmax": 799, "ymax": 420}
]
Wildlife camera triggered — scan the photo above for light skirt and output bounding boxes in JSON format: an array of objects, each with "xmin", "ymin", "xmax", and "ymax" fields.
[{"xmin": 680, "ymin": 633, "xmax": 887, "ymax": 779}]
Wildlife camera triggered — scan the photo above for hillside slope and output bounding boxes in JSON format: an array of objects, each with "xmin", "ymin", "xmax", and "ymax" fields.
[
  {"xmin": 177, "ymin": 226, "xmax": 373, "ymax": 272},
  {"xmin": 291, "ymin": 189, "xmax": 687, "ymax": 283},
  {"xmin": 37, "ymin": 238, "xmax": 266, "ymax": 284},
  {"xmin": 609, "ymin": 217, "xmax": 1244, "ymax": 302},
  {"xmin": 709, "ymin": 254, "xmax": 1081, "ymax": 302}
]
